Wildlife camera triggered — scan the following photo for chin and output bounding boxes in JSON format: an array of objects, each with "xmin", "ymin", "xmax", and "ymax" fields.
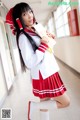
[{"xmin": 29, "ymin": 23, "xmax": 34, "ymax": 26}]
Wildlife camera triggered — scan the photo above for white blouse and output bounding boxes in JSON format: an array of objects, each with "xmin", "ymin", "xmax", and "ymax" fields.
[{"xmin": 19, "ymin": 33, "xmax": 60, "ymax": 80}]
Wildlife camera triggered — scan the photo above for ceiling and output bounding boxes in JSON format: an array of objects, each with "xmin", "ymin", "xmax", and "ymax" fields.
[{"xmin": 1, "ymin": 0, "xmax": 59, "ymax": 25}]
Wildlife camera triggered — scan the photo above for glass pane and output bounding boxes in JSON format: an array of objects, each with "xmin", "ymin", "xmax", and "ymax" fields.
[
  {"xmin": 0, "ymin": 22, "xmax": 8, "ymax": 49},
  {"xmin": 63, "ymin": 12, "xmax": 68, "ymax": 24},
  {"xmin": 44, "ymin": 25, "xmax": 47, "ymax": 30},
  {"xmin": 56, "ymin": 27, "xmax": 65, "ymax": 37},
  {"xmin": 55, "ymin": 16, "xmax": 64, "ymax": 29},
  {"xmin": 48, "ymin": 18, "xmax": 55, "ymax": 33},
  {"xmin": 57, "ymin": 6, "xmax": 62, "ymax": 17},
  {"xmin": 66, "ymin": 6, "xmax": 71, "ymax": 13},
  {"xmin": 61, "ymin": 5, "xmax": 67, "ymax": 13},
  {"xmin": 64, "ymin": 24, "xmax": 70, "ymax": 35},
  {"xmin": 54, "ymin": 11, "xmax": 57, "ymax": 20},
  {"xmin": 54, "ymin": 6, "xmax": 62, "ymax": 20}
]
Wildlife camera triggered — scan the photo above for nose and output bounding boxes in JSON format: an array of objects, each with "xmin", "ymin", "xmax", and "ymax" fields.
[{"xmin": 28, "ymin": 13, "xmax": 32, "ymax": 19}]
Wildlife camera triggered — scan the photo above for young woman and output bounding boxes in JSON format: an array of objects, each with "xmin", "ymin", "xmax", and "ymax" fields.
[{"xmin": 6, "ymin": 2, "xmax": 70, "ymax": 120}]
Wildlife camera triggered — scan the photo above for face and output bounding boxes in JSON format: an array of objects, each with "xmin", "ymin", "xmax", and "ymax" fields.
[{"xmin": 21, "ymin": 9, "xmax": 34, "ymax": 27}]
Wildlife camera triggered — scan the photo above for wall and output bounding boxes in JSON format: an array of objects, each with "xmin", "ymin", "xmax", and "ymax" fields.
[
  {"xmin": 54, "ymin": 36, "xmax": 80, "ymax": 73},
  {"xmin": 51, "ymin": 0, "xmax": 80, "ymax": 73},
  {"xmin": 0, "ymin": 54, "xmax": 7, "ymax": 107},
  {"xmin": 0, "ymin": 4, "xmax": 22, "ymax": 108}
]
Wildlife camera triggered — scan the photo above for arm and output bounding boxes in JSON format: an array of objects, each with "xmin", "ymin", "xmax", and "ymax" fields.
[
  {"xmin": 46, "ymin": 30, "xmax": 55, "ymax": 39},
  {"xmin": 19, "ymin": 34, "xmax": 48, "ymax": 69}
]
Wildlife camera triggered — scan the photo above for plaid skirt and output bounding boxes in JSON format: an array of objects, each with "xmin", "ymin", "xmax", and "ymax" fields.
[{"xmin": 32, "ymin": 71, "xmax": 67, "ymax": 99}]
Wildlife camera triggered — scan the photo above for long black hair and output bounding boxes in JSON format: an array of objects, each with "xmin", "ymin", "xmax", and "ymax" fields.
[{"xmin": 12, "ymin": 2, "xmax": 40, "ymax": 72}]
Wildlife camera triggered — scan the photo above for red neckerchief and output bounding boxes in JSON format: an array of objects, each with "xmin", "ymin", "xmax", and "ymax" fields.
[{"xmin": 24, "ymin": 27, "xmax": 39, "ymax": 36}]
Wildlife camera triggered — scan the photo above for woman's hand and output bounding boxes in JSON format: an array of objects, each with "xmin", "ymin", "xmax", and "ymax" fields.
[
  {"xmin": 40, "ymin": 36, "xmax": 49, "ymax": 44},
  {"xmin": 46, "ymin": 31, "xmax": 55, "ymax": 39}
]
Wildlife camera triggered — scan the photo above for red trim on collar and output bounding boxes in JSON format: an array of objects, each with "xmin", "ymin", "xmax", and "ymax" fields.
[{"xmin": 24, "ymin": 28, "xmax": 38, "ymax": 36}]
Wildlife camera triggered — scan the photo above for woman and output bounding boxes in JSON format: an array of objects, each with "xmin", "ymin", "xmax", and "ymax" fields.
[{"xmin": 6, "ymin": 2, "xmax": 70, "ymax": 120}]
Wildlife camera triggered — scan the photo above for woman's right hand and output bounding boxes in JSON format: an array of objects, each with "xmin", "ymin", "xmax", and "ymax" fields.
[{"xmin": 40, "ymin": 36, "xmax": 49, "ymax": 44}]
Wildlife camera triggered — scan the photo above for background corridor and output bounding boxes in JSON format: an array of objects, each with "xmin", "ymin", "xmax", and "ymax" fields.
[{"xmin": 0, "ymin": 58, "xmax": 80, "ymax": 120}]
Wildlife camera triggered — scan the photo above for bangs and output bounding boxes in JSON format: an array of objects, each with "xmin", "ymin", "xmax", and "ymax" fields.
[
  {"xmin": 13, "ymin": 3, "xmax": 33, "ymax": 18},
  {"xmin": 20, "ymin": 3, "xmax": 33, "ymax": 15}
]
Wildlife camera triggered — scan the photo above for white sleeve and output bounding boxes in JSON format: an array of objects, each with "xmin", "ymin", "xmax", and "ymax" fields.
[{"xmin": 19, "ymin": 34, "xmax": 48, "ymax": 69}]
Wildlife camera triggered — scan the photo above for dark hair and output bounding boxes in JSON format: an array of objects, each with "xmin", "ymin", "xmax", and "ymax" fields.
[{"xmin": 12, "ymin": 2, "xmax": 40, "ymax": 72}]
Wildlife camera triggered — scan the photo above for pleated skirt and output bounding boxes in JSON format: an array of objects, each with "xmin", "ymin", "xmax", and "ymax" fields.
[{"xmin": 32, "ymin": 71, "xmax": 67, "ymax": 99}]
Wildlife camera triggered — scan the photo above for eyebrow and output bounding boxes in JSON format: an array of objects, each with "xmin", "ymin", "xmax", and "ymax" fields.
[{"xmin": 22, "ymin": 10, "xmax": 32, "ymax": 14}]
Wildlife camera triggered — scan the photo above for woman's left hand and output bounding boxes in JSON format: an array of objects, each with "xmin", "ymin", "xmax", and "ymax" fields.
[{"xmin": 46, "ymin": 31, "xmax": 55, "ymax": 39}]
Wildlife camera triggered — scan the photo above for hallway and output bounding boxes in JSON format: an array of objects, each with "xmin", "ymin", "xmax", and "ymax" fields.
[
  {"xmin": 0, "ymin": 58, "xmax": 80, "ymax": 120},
  {"xmin": 0, "ymin": 0, "xmax": 80, "ymax": 120}
]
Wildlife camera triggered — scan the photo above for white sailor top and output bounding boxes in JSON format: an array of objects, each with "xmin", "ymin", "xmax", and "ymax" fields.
[{"xmin": 19, "ymin": 33, "xmax": 60, "ymax": 80}]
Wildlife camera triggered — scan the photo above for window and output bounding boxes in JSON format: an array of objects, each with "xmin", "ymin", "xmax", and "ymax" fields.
[
  {"xmin": 46, "ymin": 17, "xmax": 55, "ymax": 35},
  {"xmin": 54, "ymin": 0, "xmax": 71, "ymax": 38}
]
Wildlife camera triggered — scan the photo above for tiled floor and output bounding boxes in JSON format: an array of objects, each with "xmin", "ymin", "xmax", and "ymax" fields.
[{"xmin": 0, "ymin": 58, "xmax": 80, "ymax": 120}]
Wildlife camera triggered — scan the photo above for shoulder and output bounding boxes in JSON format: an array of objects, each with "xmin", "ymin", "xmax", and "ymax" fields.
[
  {"xmin": 18, "ymin": 33, "xmax": 27, "ymax": 48},
  {"xmin": 18, "ymin": 33, "xmax": 33, "ymax": 51},
  {"xmin": 19, "ymin": 33, "xmax": 27, "ymax": 41},
  {"xmin": 19, "ymin": 33, "xmax": 29, "ymax": 46}
]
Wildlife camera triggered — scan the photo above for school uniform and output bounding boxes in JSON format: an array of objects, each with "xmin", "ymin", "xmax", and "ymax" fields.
[
  {"xmin": 5, "ymin": 7, "xmax": 67, "ymax": 120},
  {"xmin": 19, "ymin": 29, "xmax": 67, "ymax": 99}
]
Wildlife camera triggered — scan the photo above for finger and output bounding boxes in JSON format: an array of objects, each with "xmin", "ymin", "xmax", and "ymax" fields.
[{"xmin": 47, "ymin": 34, "xmax": 52, "ymax": 37}]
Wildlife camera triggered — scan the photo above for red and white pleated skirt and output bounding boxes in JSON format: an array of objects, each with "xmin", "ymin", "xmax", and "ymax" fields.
[{"xmin": 32, "ymin": 71, "xmax": 67, "ymax": 99}]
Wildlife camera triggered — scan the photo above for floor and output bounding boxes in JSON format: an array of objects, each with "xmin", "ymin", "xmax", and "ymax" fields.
[{"xmin": 0, "ymin": 58, "xmax": 80, "ymax": 120}]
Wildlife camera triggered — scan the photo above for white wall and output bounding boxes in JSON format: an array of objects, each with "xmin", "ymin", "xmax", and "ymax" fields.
[
  {"xmin": 51, "ymin": 0, "xmax": 80, "ymax": 73},
  {"xmin": 0, "ymin": 55, "xmax": 7, "ymax": 107},
  {"xmin": 54, "ymin": 36, "xmax": 80, "ymax": 73},
  {"xmin": 13, "ymin": 48, "xmax": 21, "ymax": 74},
  {"xmin": 0, "ymin": 5, "xmax": 22, "ymax": 107},
  {"xmin": 5, "ymin": 25, "xmax": 22, "ymax": 75}
]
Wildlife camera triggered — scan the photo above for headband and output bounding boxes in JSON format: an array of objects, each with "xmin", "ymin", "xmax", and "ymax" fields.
[{"xmin": 5, "ymin": 7, "xmax": 36, "ymax": 35}]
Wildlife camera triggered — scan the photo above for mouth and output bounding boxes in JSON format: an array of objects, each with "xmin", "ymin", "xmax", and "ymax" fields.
[{"xmin": 29, "ymin": 19, "xmax": 33, "ymax": 23}]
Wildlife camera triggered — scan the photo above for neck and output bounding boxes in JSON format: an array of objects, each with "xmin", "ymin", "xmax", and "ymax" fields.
[{"xmin": 26, "ymin": 26, "xmax": 35, "ymax": 32}]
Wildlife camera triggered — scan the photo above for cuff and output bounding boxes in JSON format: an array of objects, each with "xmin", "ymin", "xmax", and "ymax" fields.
[{"xmin": 38, "ymin": 42, "xmax": 49, "ymax": 53}]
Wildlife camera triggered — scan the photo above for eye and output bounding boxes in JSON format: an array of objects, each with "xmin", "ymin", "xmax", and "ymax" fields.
[
  {"xmin": 23, "ymin": 13, "xmax": 26, "ymax": 16},
  {"xmin": 29, "ymin": 10, "xmax": 32, "ymax": 13}
]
